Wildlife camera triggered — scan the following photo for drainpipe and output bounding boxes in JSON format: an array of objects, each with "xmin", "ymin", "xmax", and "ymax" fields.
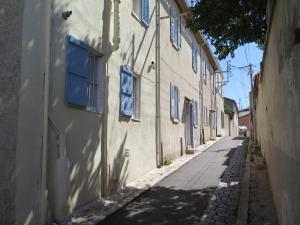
[
  {"xmin": 41, "ymin": 0, "xmax": 51, "ymax": 224},
  {"xmin": 155, "ymin": 0, "xmax": 162, "ymax": 167},
  {"xmin": 102, "ymin": 0, "xmax": 121, "ymax": 196}
]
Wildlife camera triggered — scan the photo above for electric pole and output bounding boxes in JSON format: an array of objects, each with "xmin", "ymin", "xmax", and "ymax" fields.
[{"xmin": 249, "ymin": 64, "xmax": 256, "ymax": 142}]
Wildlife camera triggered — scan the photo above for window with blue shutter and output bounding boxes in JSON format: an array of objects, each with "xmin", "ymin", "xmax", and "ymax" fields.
[
  {"xmin": 170, "ymin": 83, "xmax": 180, "ymax": 122},
  {"xmin": 194, "ymin": 100, "xmax": 198, "ymax": 127},
  {"xmin": 170, "ymin": 8, "xmax": 175, "ymax": 44},
  {"xmin": 120, "ymin": 66, "xmax": 133, "ymax": 116},
  {"xmin": 177, "ymin": 17, "xmax": 181, "ymax": 48},
  {"xmin": 192, "ymin": 43, "xmax": 198, "ymax": 73},
  {"xmin": 141, "ymin": 0, "xmax": 149, "ymax": 26},
  {"xmin": 170, "ymin": 5, "xmax": 181, "ymax": 50},
  {"xmin": 65, "ymin": 35, "xmax": 89, "ymax": 108},
  {"xmin": 175, "ymin": 86, "xmax": 180, "ymax": 120},
  {"xmin": 170, "ymin": 83, "xmax": 175, "ymax": 119}
]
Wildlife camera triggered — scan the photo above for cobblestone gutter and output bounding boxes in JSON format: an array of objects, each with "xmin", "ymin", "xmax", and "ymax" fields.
[{"xmin": 200, "ymin": 141, "xmax": 246, "ymax": 225}]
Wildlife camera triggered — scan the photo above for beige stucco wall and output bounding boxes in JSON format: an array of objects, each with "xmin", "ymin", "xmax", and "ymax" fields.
[
  {"xmin": 224, "ymin": 113, "xmax": 238, "ymax": 137},
  {"xmin": 256, "ymin": 0, "xmax": 300, "ymax": 224},
  {"xmin": 201, "ymin": 49, "xmax": 214, "ymax": 142},
  {"xmin": 48, "ymin": 0, "xmax": 105, "ymax": 215},
  {"xmin": 13, "ymin": 0, "xmax": 50, "ymax": 224},
  {"xmin": 105, "ymin": 1, "xmax": 157, "ymax": 192},
  {"xmin": 159, "ymin": 0, "xmax": 202, "ymax": 159},
  {"xmin": 216, "ymin": 78, "xmax": 225, "ymax": 137}
]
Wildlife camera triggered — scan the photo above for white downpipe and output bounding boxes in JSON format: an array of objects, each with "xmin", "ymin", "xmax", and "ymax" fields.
[
  {"xmin": 41, "ymin": 0, "xmax": 51, "ymax": 224},
  {"xmin": 156, "ymin": 0, "xmax": 162, "ymax": 167}
]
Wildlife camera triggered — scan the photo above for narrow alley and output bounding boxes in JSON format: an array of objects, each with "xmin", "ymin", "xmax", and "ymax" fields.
[{"xmin": 98, "ymin": 137, "xmax": 245, "ymax": 225}]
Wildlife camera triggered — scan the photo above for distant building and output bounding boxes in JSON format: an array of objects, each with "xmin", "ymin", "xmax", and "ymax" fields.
[
  {"xmin": 224, "ymin": 97, "xmax": 239, "ymax": 137},
  {"xmin": 238, "ymin": 108, "xmax": 252, "ymax": 136}
]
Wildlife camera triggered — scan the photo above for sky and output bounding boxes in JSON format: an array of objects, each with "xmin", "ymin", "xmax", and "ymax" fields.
[{"xmin": 218, "ymin": 43, "xmax": 263, "ymax": 110}]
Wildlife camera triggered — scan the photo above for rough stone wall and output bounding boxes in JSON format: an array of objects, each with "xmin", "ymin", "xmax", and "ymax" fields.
[
  {"xmin": 256, "ymin": 0, "xmax": 300, "ymax": 224},
  {"xmin": 0, "ymin": 1, "xmax": 24, "ymax": 224}
]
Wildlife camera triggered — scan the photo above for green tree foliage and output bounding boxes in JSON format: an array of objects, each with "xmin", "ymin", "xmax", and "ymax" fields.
[
  {"xmin": 224, "ymin": 104, "xmax": 235, "ymax": 120},
  {"xmin": 187, "ymin": 0, "xmax": 267, "ymax": 60}
]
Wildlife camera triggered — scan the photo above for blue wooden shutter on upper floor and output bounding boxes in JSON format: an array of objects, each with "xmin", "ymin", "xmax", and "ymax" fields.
[
  {"xmin": 177, "ymin": 17, "xmax": 181, "ymax": 48},
  {"xmin": 65, "ymin": 35, "xmax": 89, "ymax": 108},
  {"xmin": 192, "ymin": 44, "xmax": 195, "ymax": 71},
  {"xmin": 141, "ymin": 0, "xmax": 149, "ymax": 26},
  {"xmin": 120, "ymin": 65, "xmax": 133, "ymax": 116},
  {"xmin": 195, "ymin": 100, "xmax": 198, "ymax": 126},
  {"xmin": 170, "ymin": 8, "xmax": 175, "ymax": 44},
  {"xmin": 177, "ymin": 86, "xmax": 180, "ymax": 120}
]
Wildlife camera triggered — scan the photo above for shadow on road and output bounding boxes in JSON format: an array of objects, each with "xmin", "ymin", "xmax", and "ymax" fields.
[{"xmin": 98, "ymin": 186, "xmax": 217, "ymax": 225}]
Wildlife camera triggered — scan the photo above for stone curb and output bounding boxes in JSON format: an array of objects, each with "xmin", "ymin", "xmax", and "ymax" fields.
[
  {"xmin": 236, "ymin": 142, "xmax": 251, "ymax": 225},
  {"xmin": 71, "ymin": 137, "xmax": 225, "ymax": 225}
]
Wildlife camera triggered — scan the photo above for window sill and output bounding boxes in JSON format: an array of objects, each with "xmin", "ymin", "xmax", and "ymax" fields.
[
  {"xmin": 172, "ymin": 118, "xmax": 180, "ymax": 124},
  {"xmin": 131, "ymin": 12, "xmax": 149, "ymax": 28},
  {"xmin": 132, "ymin": 117, "xmax": 142, "ymax": 122},
  {"xmin": 171, "ymin": 41, "xmax": 181, "ymax": 51}
]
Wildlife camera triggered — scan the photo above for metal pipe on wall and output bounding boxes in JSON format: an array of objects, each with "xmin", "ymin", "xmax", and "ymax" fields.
[{"xmin": 156, "ymin": 0, "xmax": 162, "ymax": 167}]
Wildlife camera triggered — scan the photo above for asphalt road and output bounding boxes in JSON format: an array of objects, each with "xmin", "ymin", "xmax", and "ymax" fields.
[{"xmin": 99, "ymin": 137, "xmax": 244, "ymax": 225}]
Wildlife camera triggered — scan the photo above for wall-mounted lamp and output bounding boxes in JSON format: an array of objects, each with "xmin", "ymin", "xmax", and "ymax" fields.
[{"xmin": 62, "ymin": 11, "xmax": 72, "ymax": 20}]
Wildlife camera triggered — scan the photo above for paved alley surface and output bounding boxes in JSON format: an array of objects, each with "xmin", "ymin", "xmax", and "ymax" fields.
[{"xmin": 98, "ymin": 137, "xmax": 245, "ymax": 225}]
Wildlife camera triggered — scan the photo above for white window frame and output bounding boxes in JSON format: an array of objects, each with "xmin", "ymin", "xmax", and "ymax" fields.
[
  {"xmin": 132, "ymin": 73, "xmax": 141, "ymax": 120},
  {"xmin": 132, "ymin": 0, "xmax": 141, "ymax": 20}
]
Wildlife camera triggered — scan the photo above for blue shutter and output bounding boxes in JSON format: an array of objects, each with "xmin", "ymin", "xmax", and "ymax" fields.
[
  {"xmin": 170, "ymin": 83, "xmax": 174, "ymax": 119},
  {"xmin": 177, "ymin": 87, "xmax": 180, "ymax": 120},
  {"xmin": 120, "ymin": 65, "xmax": 133, "ymax": 116},
  {"xmin": 177, "ymin": 17, "xmax": 181, "ymax": 48},
  {"xmin": 192, "ymin": 44, "xmax": 195, "ymax": 71},
  {"xmin": 170, "ymin": 8, "xmax": 175, "ymax": 44},
  {"xmin": 192, "ymin": 44, "xmax": 198, "ymax": 73},
  {"xmin": 141, "ymin": 0, "xmax": 149, "ymax": 26},
  {"xmin": 192, "ymin": 100, "xmax": 195, "ymax": 126},
  {"xmin": 196, "ymin": 101, "xmax": 198, "ymax": 126},
  {"xmin": 65, "ymin": 35, "xmax": 89, "ymax": 108}
]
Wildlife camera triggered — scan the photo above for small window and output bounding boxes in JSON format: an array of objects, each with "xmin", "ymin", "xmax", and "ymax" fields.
[
  {"xmin": 132, "ymin": 0, "xmax": 149, "ymax": 26},
  {"xmin": 133, "ymin": 73, "xmax": 141, "ymax": 120},
  {"xmin": 170, "ymin": 83, "xmax": 180, "ymax": 121}
]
